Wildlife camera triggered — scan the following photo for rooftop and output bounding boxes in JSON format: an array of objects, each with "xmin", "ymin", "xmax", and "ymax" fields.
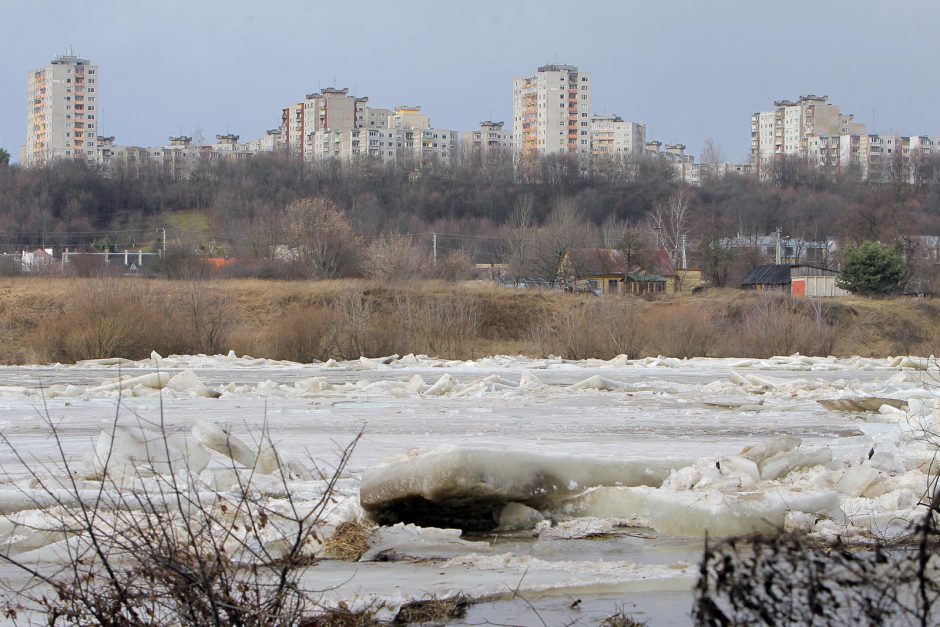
[
  {"xmin": 537, "ymin": 64, "xmax": 578, "ymax": 73},
  {"xmin": 51, "ymin": 53, "xmax": 90, "ymax": 66}
]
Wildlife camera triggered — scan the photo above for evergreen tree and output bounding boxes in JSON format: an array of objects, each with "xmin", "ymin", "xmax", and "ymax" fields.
[{"xmin": 837, "ymin": 242, "xmax": 908, "ymax": 295}]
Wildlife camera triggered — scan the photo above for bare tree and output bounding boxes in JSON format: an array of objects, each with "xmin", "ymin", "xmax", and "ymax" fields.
[
  {"xmin": 530, "ymin": 197, "xmax": 593, "ymax": 285},
  {"xmin": 286, "ymin": 197, "xmax": 360, "ymax": 278},
  {"xmin": 505, "ymin": 193, "xmax": 536, "ymax": 278},
  {"xmin": 699, "ymin": 138, "xmax": 725, "ymax": 184},
  {"xmin": 600, "ymin": 214, "xmax": 628, "ymax": 249},
  {"xmin": 647, "ymin": 189, "xmax": 695, "ymax": 266}
]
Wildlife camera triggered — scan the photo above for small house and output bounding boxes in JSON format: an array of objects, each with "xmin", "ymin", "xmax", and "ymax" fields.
[
  {"xmin": 575, "ymin": 248, "xmax": 688, "ymax": 295},
  {"xmin": 741, "ymin": 264, "xmax": 847, "ymax": 297}
]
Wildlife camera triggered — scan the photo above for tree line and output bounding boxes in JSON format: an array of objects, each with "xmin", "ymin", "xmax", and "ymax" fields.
[{"xmin": 0, "ymin": 150, "xmax": 938, "ymax": 287}]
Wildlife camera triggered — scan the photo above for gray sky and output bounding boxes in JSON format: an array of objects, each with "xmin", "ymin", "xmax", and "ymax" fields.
[{"xmin": 3, "ymin": 0, "xmax": 939, "ymax": 164}]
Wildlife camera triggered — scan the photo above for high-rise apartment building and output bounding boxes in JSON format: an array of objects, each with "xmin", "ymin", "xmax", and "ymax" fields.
[
  {"xmin": 461, "ymin": 121, "xmax": 512, "ymax": 155},
  {"xmin": 590, "ymin": 115, "xmax": 645, "ymax": 158},
  {"xmin": 512, "ymin": 64, "xmax": 592, "ymax": 158},
  {"xmin": 281, "ymin": 87, "xmax": 393, "ymax": 159},
  {"xmin": 24, "ymin": 52, "xmax": 100, "ymax": 167},
  {"xmin": 750, "ymin": 95, "xmax": 864, "ymax": 178}
]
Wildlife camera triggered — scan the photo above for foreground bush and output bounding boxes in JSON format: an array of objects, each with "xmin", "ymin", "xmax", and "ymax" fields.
[
  {"xmin": 0, "ymin": 407, "xmax": 361, "ymax": 625},
  {"xmin": 694, "ymin": 494, "xmax": 940, "ymax": 625}
]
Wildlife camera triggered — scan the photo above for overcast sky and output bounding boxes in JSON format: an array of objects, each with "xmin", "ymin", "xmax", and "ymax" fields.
[{"xmin": 3, "ymin": 0, "xmax": 939, "ymax": 163}]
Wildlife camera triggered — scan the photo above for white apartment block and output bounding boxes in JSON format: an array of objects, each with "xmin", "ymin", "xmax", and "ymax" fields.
[
  {"xmin": 245, "ymin": 129, "xmax": 282, "ymax": 153},
  {"xmin": 307, "ymin": 105, "xmax": 457, "ymax": 165},
  {"xmin": 211, "ymin": 134, "xmax": 251, "ymax": 162},
  {"xmin": 750, "ymin": 95, "xmax": 865, "ymax": 179},
  {"xmin": 795, "ymin": 131, "xmax": 940, "ymax": 183},
  {"xmin": 461, "ymin": 121, "xmax": 512, "ymax": 155},
  {"xmin": 590, "ymin": 115, "xmax": 645, "ymax": 158},
  {"xmin": 512, "ymin": 64, "xmax": 592, "ymax": 158},
  {"xmin": 282, "ymin": 103, "xmax": 305, "ymax": 155},
  {"xmin": 281, "ymin": 88, "xmax": 393, "ymax": 159},
  {"xmin": 357, "ymin": 103, "xmax": 392, "ymax": 129},
  {"xmin": 397, "ymin": 127, "xmax": 458, "ymax": 164},
  {"xmin": 311, "ymin": 128, "xmax": 397, "ymax": 161},
  {"xmin": 24, "ymin": 52, "xmax": 100, "ymax": 167}
]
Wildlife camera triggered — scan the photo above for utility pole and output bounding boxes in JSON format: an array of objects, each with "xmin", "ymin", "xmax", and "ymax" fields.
[{"xmin": 432, "ymin": 232, "xmax": 437, "ymax": 265}]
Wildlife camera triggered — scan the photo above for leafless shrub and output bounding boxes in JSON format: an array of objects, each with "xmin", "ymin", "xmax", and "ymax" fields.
[
  {"xmin": 431, "ymin": 249, "xmax": 474, "ymax": 283},
  {"xmin": 531, "ymin": 299, "xmax": 643, "ymax": 360},
  {"xmin": 694, "ymin": 494, "xmax": 940, "ymax": 626},
  {"xmin": 261, "ymin": 305, "xmax": 341, "ymax": 362},
  {"xmin": 32, "ymin": 279, "xmax": 233, "ymax": 362},
  {"xmin": 333, "ymin": 292, "xmax": 399, "ymax": 359},
  {"xmin": 644, "ymin": 304, "xmax": 713, "ymax": 358},
  {"xmin": 0, "ymin": 398, "xmax": 362, "ymax": 625},
  {"xmin": 392, "ymin": 294, "xmax": 483, "ymax": 359},
  {"xmin": 33, "ymin": 280, "xmax": 165, "ymax": 361},
  {"xmin": 727, "ymin": 294, "xmax": 835, "ymax": 358},
  {"xmin": 363, "ymin": 234, "xmax": 426, "ymax": 283},
  {"xmin": 183, "ymin": 281, "xmax": 232, "ymax": 355},
  {"xmin": 156, "ymin": 245, "xmax": 213, "ymax": 280},
  {"xmin": 63, "ymin": 253, "xmax": 107, "ymax": 278}
]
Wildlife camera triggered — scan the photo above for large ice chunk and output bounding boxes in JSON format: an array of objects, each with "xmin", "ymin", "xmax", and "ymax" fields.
[
  {"xmin": 85, "ymin": 372, "xmax": 170, "ymax": 395},
  {"xmin": 560, "ymin": 486, "xmax": 844, "ymax": 538},
  {"xmin": 818, "ymin": 397, "xmax": 908, "ymax": 413},
  {"xmin": 359, "ymin": 446, "xmax": 690, "ymax": 531},
  {"xmin": 192, "ymin": 421, "xmax": 281, "ymax": 474},
  {"xmin": 84, "ymin": 424, "xmax": 210, "ymax": 478}
]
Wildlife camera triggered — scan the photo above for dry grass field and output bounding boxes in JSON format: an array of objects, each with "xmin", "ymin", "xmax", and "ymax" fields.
[{"xmin": 0, "ymin": 277, "xmax": 935, "ymax": 363}]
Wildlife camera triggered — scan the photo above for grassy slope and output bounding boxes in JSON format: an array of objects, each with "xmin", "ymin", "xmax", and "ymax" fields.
[{"xmin": 0, "ymin": 278, "xmax": 935, "ymax": 363}]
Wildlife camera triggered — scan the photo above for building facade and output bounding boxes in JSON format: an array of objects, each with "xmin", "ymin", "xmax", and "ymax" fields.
[
  {"xmin": 461, "ymin": 121, "xmax": 512, "ymax": 156},
  {"xmin": 590, "ymin": 115, "xmax": 645, "ymax": 158},
  {"xmin": 281, "ymin": 88, "xmax": 395, "ymax": 160},
  {"xmin": 750, "ymin": 95, "xmax": 865, "ymax": 179},
  {"xmin": 310, "ymin": 127, "xmax": 397, "ymax": 161},
  {"xmin": 512, "ymin": 64, "xmax": 592, "ymax": 158},
  {"xmin": 24, "ymin": 52, "xmax": 100, "ymax": 167}
]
